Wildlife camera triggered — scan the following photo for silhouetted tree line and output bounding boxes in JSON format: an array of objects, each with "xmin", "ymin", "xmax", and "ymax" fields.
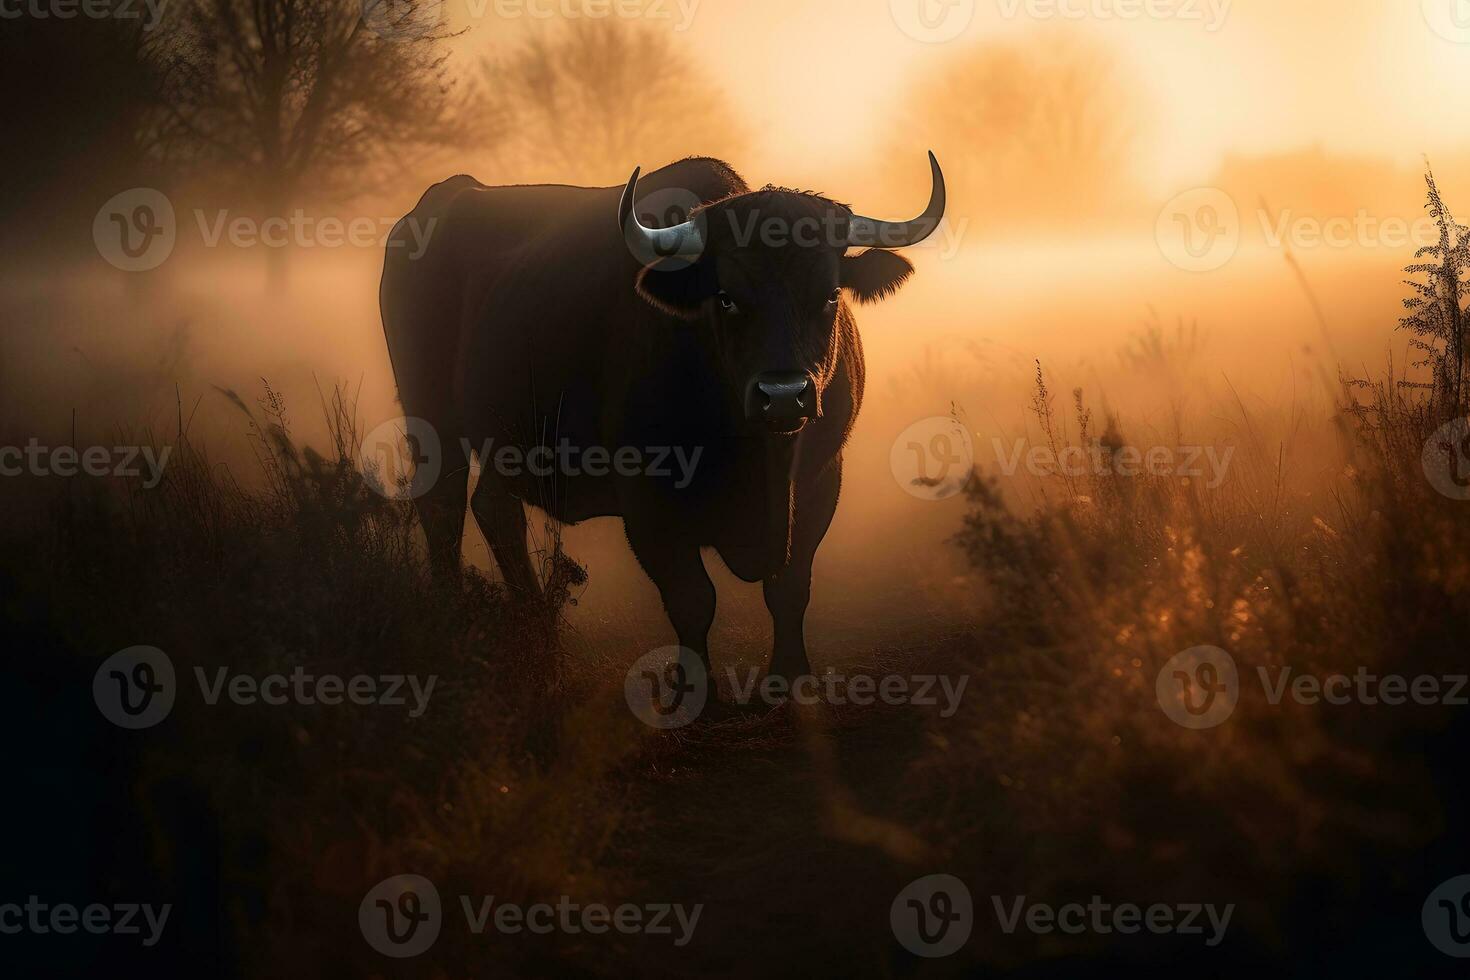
[
  {"xmin": 1, "ymin": 4, "xmax": 747, "ymax": 281},
  {"xmin": 2, "ymin": 0, "xmax": 463, "ymax": 278},
  {"xmin": 1, "ymin": 9, "xmax": 1140, "ymax": 273}
]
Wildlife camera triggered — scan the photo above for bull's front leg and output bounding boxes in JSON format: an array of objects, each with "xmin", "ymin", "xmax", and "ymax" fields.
[
  {"xmin": 623, "ymin": 515, "xmax": 717, "ymax": 678},
  {"xmin": 763, "ymin": 459, "xmax": 841, "ymax": 684}
]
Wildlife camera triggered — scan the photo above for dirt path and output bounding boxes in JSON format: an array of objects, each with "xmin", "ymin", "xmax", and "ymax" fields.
[{"xmin": 606, "ymin": 692, "xmax": 950, "ymax": 977}]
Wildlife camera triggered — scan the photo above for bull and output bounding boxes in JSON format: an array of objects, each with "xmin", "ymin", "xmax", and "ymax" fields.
[{"xmin": 379, "ymin": 154, "xmax": 945, "ymax": 686}]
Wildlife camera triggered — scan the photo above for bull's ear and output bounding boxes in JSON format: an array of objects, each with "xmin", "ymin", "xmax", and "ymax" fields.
[
  {"xmin": 635, "ymin": 260, "xmax": 718, "ymax": 320},
  {"xmin": 840, "ymin": 249, "xmax": 915, "ymax": 305}
]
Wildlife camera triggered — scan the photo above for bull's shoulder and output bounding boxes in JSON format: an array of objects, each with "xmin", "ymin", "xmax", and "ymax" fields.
[
  {"xmin": 402, "ymin": 177, "xmax": 602, "ymax": 268},
  {"xmin": 386, "ymin": 174, "xmax": 486, "ymax": 257}
]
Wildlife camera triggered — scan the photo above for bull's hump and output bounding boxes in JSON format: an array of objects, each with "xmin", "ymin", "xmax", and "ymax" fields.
[{"xmin": 638, "ymin": 156, "xmax": 749, "ymax": 202}]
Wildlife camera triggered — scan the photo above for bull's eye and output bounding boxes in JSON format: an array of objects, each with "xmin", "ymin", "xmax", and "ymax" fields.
[
  {"xmin": 827, "ymin": 287, "xmax": 842, "ymax": 306},
  {"xmin": 717, "ymin": 291, "xmax": 739, "ymax": 314}
]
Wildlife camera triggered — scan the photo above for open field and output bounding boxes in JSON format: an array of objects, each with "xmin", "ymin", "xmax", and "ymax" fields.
[{"xmin": 5, "ymin": 191, "xmax": 1468, "ymax": 974}]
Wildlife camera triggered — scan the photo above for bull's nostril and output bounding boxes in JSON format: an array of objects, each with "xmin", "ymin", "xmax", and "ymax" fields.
[{"xmin": 749, "ymin": 373, "xmax": 814, "ymax": 424}]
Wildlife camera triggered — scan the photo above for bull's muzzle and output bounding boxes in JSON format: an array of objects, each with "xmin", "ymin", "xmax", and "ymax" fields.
[{"xmin": 745, "ymin": 371, "xmax": 817, "ymax": 432}]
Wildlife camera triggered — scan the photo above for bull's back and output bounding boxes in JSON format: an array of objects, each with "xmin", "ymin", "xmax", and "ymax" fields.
[
  {"xmin": 380, "ymin": 160, "xmax": 745, "ymax": 435},
  {"xmin": 379, "ymin": 176, "xmax": 606, "ymax": 419}
]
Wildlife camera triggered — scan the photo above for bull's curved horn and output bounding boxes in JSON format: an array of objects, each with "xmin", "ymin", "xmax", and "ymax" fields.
[
  {"xmin": 846, "ymin": 151, "xmax": 946, "ymax": 249},
  {"xmin": 619, "ymin": 167, "xmax": 705, "ymax": 262}
]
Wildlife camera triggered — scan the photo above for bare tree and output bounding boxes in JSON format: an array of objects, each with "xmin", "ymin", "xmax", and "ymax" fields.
[
  {"xmin": 476, "ymin": 20, "xmax": 745, "ymax": 186},
  {"xmin": 162, "ymin": 0, "xmax": 468, "ymax": 286},
  {"xmin": 885, "ymin": 33, "xmax": 1141, "ymax": 230},
  {"xmin": 0, "ymin": 8, "xmax": 185, "ymax": 260}
]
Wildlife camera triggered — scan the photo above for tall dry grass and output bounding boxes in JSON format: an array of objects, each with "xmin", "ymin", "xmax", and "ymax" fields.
[
  {"xmin": 2, "ymin": 173, "xmax": 1468, "ymax": 978},
  {"xmin": 911, "ymin": 172, "xmax": 1470, "ymax": 971},
  {"xmin": 1, "ymin": 382, "xmax": 647, "ymax": 977}
]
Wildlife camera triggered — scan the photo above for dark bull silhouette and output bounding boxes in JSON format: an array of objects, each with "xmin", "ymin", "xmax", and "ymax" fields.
[{"xmin": 379, "ymin": 154, "xmax": 945, "ymax": 683}]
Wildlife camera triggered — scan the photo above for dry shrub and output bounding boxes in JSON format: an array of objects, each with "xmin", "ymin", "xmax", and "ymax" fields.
[
  {"xmin": 924, "ymin": 173, "xmax": 1470, "ymax": 969},
  {"xmin": 1, "ymin": 382, "xmax": 634, "ymax": 977}
]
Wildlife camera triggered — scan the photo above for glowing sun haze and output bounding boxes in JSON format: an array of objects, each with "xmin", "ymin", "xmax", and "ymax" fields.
[{"xmin": 457, "ymin": 0, "xmax": 1470, "ymax": 190}]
